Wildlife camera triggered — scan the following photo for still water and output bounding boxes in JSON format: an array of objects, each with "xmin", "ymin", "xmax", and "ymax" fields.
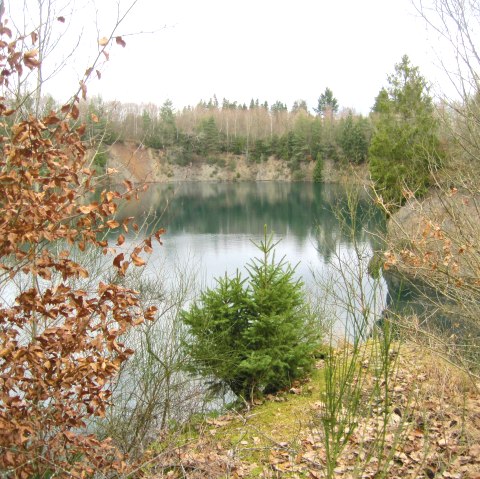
[{"xmin": 118, "ymin": 181, "xmax": 387, "ymax": 327}]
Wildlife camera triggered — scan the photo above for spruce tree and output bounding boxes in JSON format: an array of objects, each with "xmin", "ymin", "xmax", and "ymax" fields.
[
  {"xmin": 369, "ymin": 55, "xmax": 442, "ymax": 205},
  {"xmin": 181, "ymin": 229, "xmax": 321, "ymax": 400}
]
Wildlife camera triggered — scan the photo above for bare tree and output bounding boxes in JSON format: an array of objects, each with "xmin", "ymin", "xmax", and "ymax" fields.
[
  {"xmin": 5, "ymin": 0, "xmax": 138, "ymax": 118},
  {"xmin": 379, "ymin": 0, "xmax": 480, "ymax": 379}
]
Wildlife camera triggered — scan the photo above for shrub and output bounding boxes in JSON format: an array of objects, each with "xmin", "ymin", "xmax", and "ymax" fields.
[
  {"xmin": 181, "ymin": 229, "xmax": 322, "ymax": 401},
  {"xmin": 0, "ymin": 28, "xmax": 160, "ymax": 477},
  {"xmin": 166, "ymin": 146, "xmax": 191, "ymax": 166},
  {"xmin": 293, "ymin": 170, "xmax": 306, "ymax": 181}
]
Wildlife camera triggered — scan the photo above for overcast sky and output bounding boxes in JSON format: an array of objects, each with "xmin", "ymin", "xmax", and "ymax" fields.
[{"xmin": 8, "ymin": 0, "xmax": 451, "ymax": 114}]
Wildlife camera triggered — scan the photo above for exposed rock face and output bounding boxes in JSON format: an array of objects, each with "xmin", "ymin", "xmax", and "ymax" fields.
[
  {"xmin": 382, "ymin": 189, "xmax": 480, "ymax": 341},
  {"xmin": 104, "ymin": 142, "xmax": 370, "ymax": 184},
  {"xmin": 384, "ymin": 189, "xmax": 480, "ymax": 290},
  {"xmin": 107, "ymin": 142, "xmax": 160, "ymax": 182}
]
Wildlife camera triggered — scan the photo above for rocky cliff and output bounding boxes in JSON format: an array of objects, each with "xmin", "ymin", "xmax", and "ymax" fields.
[{"xmin": 104, "ymin": 142, "xmax": 369, "ymax": 184}]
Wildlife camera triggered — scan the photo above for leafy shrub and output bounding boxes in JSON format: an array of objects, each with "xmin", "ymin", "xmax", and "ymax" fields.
[
  {"xmin": 0, "ymin": 29, "xmax": 160, "ymax": 477},
  {"xmin": 167, "ymin": 146, "xmax": 191, "ymax": 166},
  {"xmin": 227, "ymin": 158, "xmax": 237, "ymax": 172},
  {"xmin": 181, "ymin": 229, "xmax": 322, "ymax": 401},
  {"xmin": 293, "ymin": 170, "xmax": 306, "ymax": 181}
]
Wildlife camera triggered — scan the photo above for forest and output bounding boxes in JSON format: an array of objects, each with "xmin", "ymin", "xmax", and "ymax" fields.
[
  {"xmin": 74, "ymin": 87, "xmax": 369, "ymax": 181},
  {"xmin": 72, "ymin": 54, "xmax": 440, "ymax": 205}
]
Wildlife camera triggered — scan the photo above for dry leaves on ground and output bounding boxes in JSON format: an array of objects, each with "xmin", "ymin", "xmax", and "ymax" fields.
[{"xmin": 144, "ymin": 345, "xmax": 480, "ymax": 478}]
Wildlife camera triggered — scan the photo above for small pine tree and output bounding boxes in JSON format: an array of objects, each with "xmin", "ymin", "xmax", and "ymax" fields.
[{"xmin": 181, "ymin": 228, "xmax": 321, "ymax": 400}]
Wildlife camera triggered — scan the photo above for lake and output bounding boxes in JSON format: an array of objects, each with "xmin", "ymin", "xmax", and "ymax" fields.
[
  {"xmin": 98, "ymin": 180, "xmax": 390, "ymax": 429},
  {"xmin": 117, "ymin": 181, "xmax": 388, "ymax": 334}
]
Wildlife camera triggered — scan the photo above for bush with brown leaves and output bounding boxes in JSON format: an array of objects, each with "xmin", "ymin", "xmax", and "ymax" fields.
[{"xmin": 0, "ymin": 23, "xmax": 161, "ymax": 478}]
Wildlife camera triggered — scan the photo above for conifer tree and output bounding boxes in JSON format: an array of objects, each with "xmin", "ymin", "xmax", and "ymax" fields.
[
  {"xmin": 313, "ymin": 152, "xmax": 324, "ymax": 182},
  {"xmin": 314, "ymin": 87, "xmax": 339, "ymax": 117},
  {"xmin": 181, "ymin": 229, "xmax": 321, "ymax": 400},
  {"xmin": 369, "ymin": 55, "xmax": 442, "ymax": 205}
]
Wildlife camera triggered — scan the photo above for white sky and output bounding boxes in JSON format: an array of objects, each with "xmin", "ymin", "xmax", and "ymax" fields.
[{"xmin": 7, "ymin": 0, "xmax": 451, "ymax": 114}]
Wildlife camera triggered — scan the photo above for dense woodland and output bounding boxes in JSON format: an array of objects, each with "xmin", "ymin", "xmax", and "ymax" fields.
[
  {"xmin": 71, "ymin": 57, "xmax": 443, "ymax": 205},
  {"xmin": 76, "ymin": 87, "xmax": 370, "ymax": 179}
]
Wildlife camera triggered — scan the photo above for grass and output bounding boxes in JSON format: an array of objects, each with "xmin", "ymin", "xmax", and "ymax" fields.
[
  {"xmin": 214, "ymin": 368, "xmax": 325, "ymax": 465},
  {"xmin": 142, "ymin": 366, "xmax": 325, "ymax": 478}
]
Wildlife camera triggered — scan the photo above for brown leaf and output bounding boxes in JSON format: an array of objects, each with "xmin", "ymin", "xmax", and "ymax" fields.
[
  {"xmin": 23, "ymin": 50, "xmax": 40, "ymax": 69},
  {"xmin": 78, "ymin": 267, "xmax": 89, "ymax": 278},
  {"xmin": 131, "ymin": 253, "xmax": 145, "ymax": 267},
  {"xmin": 57, "ymin": 16, "xmax": 65, "ymax": 23},
  {"xmin": 115, "ymin": 36, "xmax": 126, "ymax": 48},
  {"xmin": 0, "ymin": 26, "xmax": 12, "ymax": 37},
  {"xmin": 79, "ymin": 81, "xmax": 87, "ymax": 100},
  {"xmin": 154, "ymin": 228, "xmax": 166, "ymax": 244},
  {"xmin": 78, "ymin": 204, "xmax": 96, "ymax": 214},
  {"xmin": 145, "ymin": 306, "xmax": 158, "ymax": 321},
  {"xmin": 24, "ymin": 48, "xmax": 38, "ymax": 59},
  {"xmin": 70, "ymin": 103, "xmax": 79, "ymax": 120},
  {"xmin": 44, "ymin": 113, "xmax": 60, "ymax": 125},
  {"xmin": 106, "ymin": 220, "xmax": 119, "ymax": 229},
  {"xmin": 113, "ymin": 253, "xmax": 124, "ymax": 269},
  {"xmin": 121, "ymin": 260, "xmax": 130, "ymax": 275}
]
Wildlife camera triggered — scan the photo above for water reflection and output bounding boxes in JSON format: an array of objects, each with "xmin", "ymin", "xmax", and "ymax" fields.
[
  {"xmin": 96, "ymin": 182, "xmax": 392, "ymax": 348},
  {"xmin": 122, "ymin": 182, "xmax": 382, "ymax": 250},
  {"xmin": 113, "ymin": 182, "xmax": 387, "ymax": 310}
]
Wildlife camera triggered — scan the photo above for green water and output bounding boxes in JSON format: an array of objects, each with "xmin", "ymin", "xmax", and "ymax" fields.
[{"xmin": 119, "ymin": 181, "xmax": 386, "ymax": 295}]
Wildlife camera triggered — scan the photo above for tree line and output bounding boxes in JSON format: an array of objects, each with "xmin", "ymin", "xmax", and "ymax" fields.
[
  {"xmin": 1, "ymin": 0, "xmax": 478, "ymax": 474},
  {"xmin": 77, "ymin": 60, "xmax": 443, "ymax": 204},
  {"xmin": 74, "ymin": 87, "xmax": 371, "ymax": 179}
]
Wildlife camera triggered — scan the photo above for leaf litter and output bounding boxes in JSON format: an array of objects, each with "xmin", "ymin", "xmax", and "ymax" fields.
[{"xmin": 144, "ymin": 344, "xmax": 480, "ymax": 478}]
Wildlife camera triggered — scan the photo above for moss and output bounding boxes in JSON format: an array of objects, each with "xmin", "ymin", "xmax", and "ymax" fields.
[
  {"xmin": 204, "ymin": 368, "xmax": 325, "ymax": 469},
  {"xmin": 146, "ymin": 366, "xmax": 325, "ymax": 476}
]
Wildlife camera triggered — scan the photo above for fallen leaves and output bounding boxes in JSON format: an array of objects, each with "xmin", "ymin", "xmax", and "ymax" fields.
[{"xmin": 143, "ymin": 344, "xmax": 480, "ymax": 478}]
